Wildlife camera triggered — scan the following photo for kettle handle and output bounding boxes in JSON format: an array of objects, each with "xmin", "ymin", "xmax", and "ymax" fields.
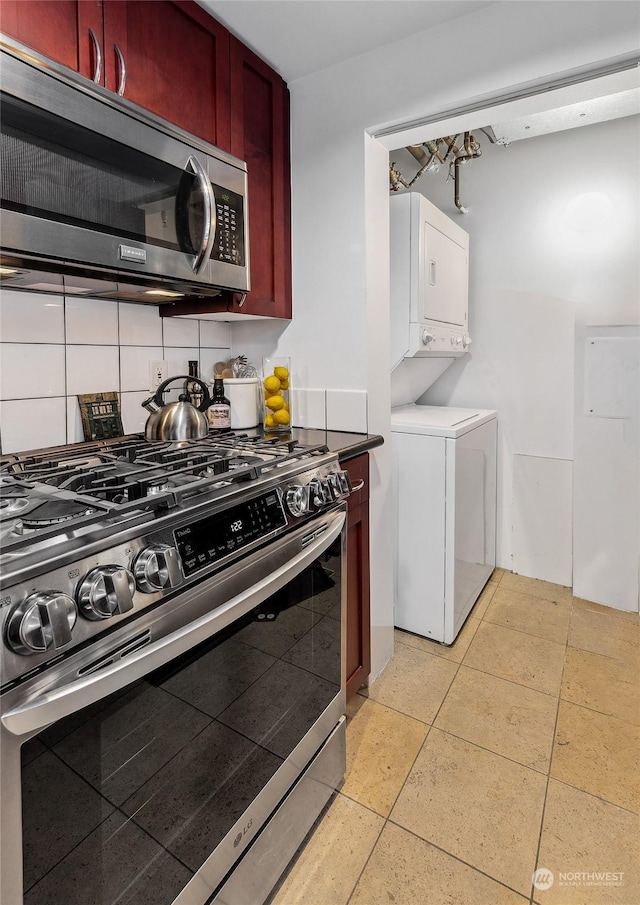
[{"xmin": 153, "ymin": 375, "xmax": 212, "ymax": 411}]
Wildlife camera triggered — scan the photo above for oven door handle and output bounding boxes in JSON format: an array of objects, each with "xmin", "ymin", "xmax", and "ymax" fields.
[{"xmin": 1, "ymin": 511, "xmax": 345, "ymax": 738}]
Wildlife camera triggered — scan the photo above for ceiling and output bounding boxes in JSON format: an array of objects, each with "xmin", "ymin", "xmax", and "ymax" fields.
[
  {"xmin": 199, "ymin": 1, "xmax": 638, "ymax": 144},
  {"xmin": 197, "ymin": 0, "xmax": 497, "ymax": 82}
]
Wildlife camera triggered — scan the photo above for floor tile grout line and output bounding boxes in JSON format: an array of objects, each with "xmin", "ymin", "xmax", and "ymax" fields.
[
  {"xmin": 454, "ymin": 660, "xmax": 563, "ymax": 701},
  {"xmin": 383, "ymin": 817, "xmax": 535, "ymax": 902},
  {"xmin": 546, "ymin": 776, "xmax": 640, "ymax": 818},
  {"xmin": 557, "ymin": 694, "xmax": 640, "ymax": 729},
  {"xmin": 527, "ymin": 595, "xmax": 572, "ymax": 905},
  {"xmin": 343, "ymin": 805, "xmax": 386, "ymax": 905},
  {"xmin": 472, "ymin": 613, "xmax": 571, "ymax": 648}
]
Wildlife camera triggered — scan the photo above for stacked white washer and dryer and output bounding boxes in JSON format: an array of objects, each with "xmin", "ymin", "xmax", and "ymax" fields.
[{"xmin": 390, "ymin": 192, "xmax": 497, "ymax": 645}]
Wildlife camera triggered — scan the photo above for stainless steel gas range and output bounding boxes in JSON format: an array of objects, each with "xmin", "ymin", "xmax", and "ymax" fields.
[{"xmin": 0, "ymin": 433, "xmax": 354, "ymax": 905}]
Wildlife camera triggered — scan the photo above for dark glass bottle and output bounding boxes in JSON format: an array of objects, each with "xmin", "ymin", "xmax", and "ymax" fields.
[
  {"xmin": 185, "ymin": 360, "xmax": 204, "ymax": 409},
  {"xmin": 207, "ymin": 375, "xmax": 231, "ymax": 430}
]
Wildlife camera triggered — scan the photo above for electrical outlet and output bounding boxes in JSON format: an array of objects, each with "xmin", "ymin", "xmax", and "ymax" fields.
[{"xmin": 149, "ymin": 360, "xmax": 168, "ymax": 393}]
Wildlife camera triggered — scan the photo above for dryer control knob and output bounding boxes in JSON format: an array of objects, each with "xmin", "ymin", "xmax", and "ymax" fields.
[
  {"xmin": 462, "ymin": 334, "xmax": 472, "ymax": 349},
  {"xmin": 421, "ymin": 331, "xmax": 435, "ymax": 346}
]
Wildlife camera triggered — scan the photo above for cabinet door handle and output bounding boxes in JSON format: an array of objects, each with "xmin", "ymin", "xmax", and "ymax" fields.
[
  {"xmin": 114, "ymin": 44, "xmax": 126, "ymax": 96},
  {"xmin": 351, "ymin": 479, "xmax": 365, "ymax": 492},
  {"xmin": 429, "ymin": 259, "xmax": 437, "ymax": 285},
  {"xmin": 88, "ymin": 28, "xmax": 102, "ymax": 84}
]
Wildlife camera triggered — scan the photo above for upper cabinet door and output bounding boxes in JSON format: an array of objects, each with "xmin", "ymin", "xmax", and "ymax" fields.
[
  {"xmin": 228, "ymin": 38, "xmax": 292, "ymax": 319},
  {"xmin": 101, "ymin": 0, "xmax": 231, "ymax": 149},
  {"xmin": 1, "ymin": 0, "xmax": 104, "ymax": 83}
]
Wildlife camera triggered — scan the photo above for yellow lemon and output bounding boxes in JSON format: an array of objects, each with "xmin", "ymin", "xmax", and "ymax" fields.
[
  {"xmin": 273, "ymin": 366, "xmax": 289, "ymax": 381},
  {"xmin": 279, "ymin": 379, "xmax": 289, "ymax": 390},
  {"xmin": 273, "ymin": 409, "xmax": 290, "ymax": 425},
  {"xmin": 282, "ymin": 401, "xmax": 289, "ymax": 411},
  {"xmin": 264, "ymin": 413, "xmax": 275, "ymax": 427},
  {"xmin": 263, "ymin": 375, "xmax": 281, "ymax": 393},
  {"xmin": 265, "ymin": 394, "xmax": 285, "ymax": 411}
]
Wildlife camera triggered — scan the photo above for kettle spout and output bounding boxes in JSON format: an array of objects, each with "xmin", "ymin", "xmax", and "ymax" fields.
[{"xmin": 141, "ymin": 395, "xmax": 160, "ymax": 413}]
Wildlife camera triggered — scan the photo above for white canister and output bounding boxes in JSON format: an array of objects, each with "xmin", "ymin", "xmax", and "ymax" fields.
[{"xmin": 223, "ymin": 378, "xmax": 260, "ymax": 429}]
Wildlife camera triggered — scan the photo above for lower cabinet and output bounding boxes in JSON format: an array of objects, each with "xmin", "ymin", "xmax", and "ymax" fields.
[{"xmin": 343, "ymin": 454, "xmax": 371, "ymax": 700}]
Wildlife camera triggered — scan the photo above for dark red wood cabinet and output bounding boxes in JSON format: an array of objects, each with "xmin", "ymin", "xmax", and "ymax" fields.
[
  {"xmin": 1, "ymin": 0, "xmax": 292, "ymax": 319},
  {"xmin": 343, "ymin": 454, "xmax": 371, "ymax": 700},
  {"xmin": 100, "ymin": 1, "xmax": 231, "ymax": 148},
  {"xmin": 0, "ymin": 0, "xmax": 103, "ymax": 79},
  {"xmin": 227, "ymin": 38, "xmax": 291, "ymax": 319}
]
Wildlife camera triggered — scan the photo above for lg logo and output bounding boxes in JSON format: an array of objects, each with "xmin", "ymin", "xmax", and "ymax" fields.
[{"xmin": 233, "ymin": 819, "xmax": 253, "ymax": 848}]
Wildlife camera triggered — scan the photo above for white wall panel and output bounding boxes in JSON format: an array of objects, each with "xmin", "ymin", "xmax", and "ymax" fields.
[{"xmin": 511, "ymin": 454, "xmax": 573, "ymax": 587}]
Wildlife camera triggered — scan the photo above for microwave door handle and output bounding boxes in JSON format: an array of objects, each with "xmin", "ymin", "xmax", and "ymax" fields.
[
  {"xmin": 88, "ymin": 28, "xmax": 102, "ymax": 84},
  {"xmin": 1, "ymin": 511, "xmax": 345, "ymax": 738},
  {"xmin": 185, "ymin": 155, "xmax": 216, "ymax": 275},
  {"xmin": 114, "ymin": 44, "xmax": 126, "ymax": 96}
]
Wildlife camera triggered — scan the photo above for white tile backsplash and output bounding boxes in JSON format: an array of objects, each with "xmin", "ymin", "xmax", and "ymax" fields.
[
  {"xmin": 120, "ymin": 391, "xmax": 151, "ymax": 435},
  {"xmin": 0, "ymin": 397, "xmax": 67, "ymax": 453},
  {"xmin": 162, "ymin": 317, "xmax": 199, "ymax": 348},
  {"xmin": 163, "ymin": 349, "xmax": 200, "ymax": 399},
  {"xmin": 65, "ymin": 297, "xmax": 119, "ymax": 344},
  {"xmin": 0, "ymin": 344, "xmax": 66, "ymax": 399},
  {"xmin": 66, "ymin": 345, "xmax": 120, "ymax": 395},
  {"xmin": 118, "ymin": 302, "xmax": 163, "ymax": 346},
  {"xmin": 200, "ymin": 320, "xmax": 232, "ymax": 348},
  {"xmin": 0, "ymin": 289, "xmax": 369, "ymax": 454},
  {"xmin": 0, "ymin": 290, "xmax": 65, "ymax": 343},
  {"xmin": 66, "ymin": 395, "xmax": 85, "ymax": 445},
  {"xmin": 326, "ymin": 389, "xmax": 368, "ymax": 433},
  {"xmin": 291, "ymin": 388, "xmax": 327, "ymax": 429},
  {"xmin": 120, "ymin": 346, "xmax": 164, "ymax": 392}
]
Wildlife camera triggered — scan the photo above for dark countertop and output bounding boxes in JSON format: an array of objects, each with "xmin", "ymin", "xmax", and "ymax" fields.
[{"xmin": 242, "ymin": 427, "xmax": 384, "ymax": 461}]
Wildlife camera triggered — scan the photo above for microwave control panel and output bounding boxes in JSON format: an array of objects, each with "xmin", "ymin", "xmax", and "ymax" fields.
[{"xmin": 212, "ymin": 184, "xmax": 245, "ymax": 267}]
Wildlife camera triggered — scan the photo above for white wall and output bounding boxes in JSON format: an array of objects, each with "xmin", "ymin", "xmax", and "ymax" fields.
[
  {"xmin": 234, "ymin": 0, "xmax": 639, "ymax": 675},
  {"xmin": 403, "ymin": 117, "xmax": 639, "ymax": 610}
]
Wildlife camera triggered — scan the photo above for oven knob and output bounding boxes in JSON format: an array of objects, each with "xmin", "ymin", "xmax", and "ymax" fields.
[
  {"xmin": 134, "ymin": 544, "xmax": 183, "ymax": 592},
  {"xmin": 285, "ymin": 484, "xmax": 311, "ymax": 517},
  {"xmin": 6, "ymin": 592, "xmax": 77, "ymax": 655},
  {"xmin": 309, "ymin": 478, "xmax": 330, "ymax": 508},
  {"xmin": 328, "ymin": 470, "xmax": 352, "ymax": 498},
  {"xmin": 77, "ymin": 566, "xmax": 135, "ymax": 620}
]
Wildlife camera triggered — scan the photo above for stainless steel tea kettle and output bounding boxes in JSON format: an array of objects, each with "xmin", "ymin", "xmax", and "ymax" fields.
[{"xmin": 142, "ymin": 375, "xmax": 211, "ymax": 441}]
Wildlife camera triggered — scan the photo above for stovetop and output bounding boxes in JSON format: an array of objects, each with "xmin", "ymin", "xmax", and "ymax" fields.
[{"xmin": 1, "ymin": 432, "xmax": 329, "ymax": 541}]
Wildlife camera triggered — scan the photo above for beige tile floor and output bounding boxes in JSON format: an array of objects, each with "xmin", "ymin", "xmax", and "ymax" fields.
[{"xmin": 271, "ymin": 570, "xmax": 640, "ymax": 905}]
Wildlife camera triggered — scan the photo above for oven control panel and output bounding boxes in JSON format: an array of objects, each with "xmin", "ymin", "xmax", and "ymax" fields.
[
  {"xmin": 175, "ymin": 490, "xmax": 287, "ymax": 578},
  {"xmin": 1, "ymin": 460, "xmax": 354, "ymax": 686}
]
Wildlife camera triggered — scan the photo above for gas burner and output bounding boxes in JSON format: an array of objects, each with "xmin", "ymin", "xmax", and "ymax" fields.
[
  {"xmin": 19, "ymin": 499, "xmax": 98, "ymax": 529},
  {"xmin": 227, "ymin": 455, "xmax": 265, "ymax": 470},
  {"xmin": 0, "ymin": 495, "xmax": 30, "ymax": 515}
]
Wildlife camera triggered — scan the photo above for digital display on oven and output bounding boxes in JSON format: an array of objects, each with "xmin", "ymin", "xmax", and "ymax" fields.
[{"xmin": 174, "ymin": 492, "xmax": 287, "ymax": 577}]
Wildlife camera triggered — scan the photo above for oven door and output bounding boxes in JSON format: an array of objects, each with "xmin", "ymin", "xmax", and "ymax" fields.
[{"xmin": 0, "ymin": 508, "xmax": 346, "ymax": 905}]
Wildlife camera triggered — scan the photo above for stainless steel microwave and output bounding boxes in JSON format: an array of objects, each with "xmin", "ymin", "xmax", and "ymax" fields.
[{"xmin": 0, "ymin": 36, "xmax": 250, "ymax": 303}]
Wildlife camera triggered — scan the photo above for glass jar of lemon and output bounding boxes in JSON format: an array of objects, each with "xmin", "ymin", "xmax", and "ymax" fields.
[{"xmin": 261, "ymin": 357, "xmax": 292, "ymax": 433}]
